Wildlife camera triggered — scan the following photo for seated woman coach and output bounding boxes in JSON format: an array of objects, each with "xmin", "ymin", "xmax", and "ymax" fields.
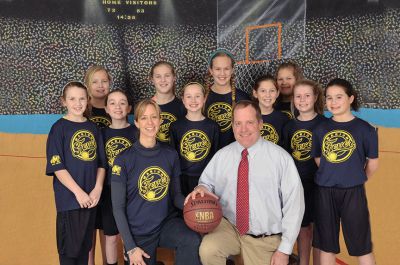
[{"xmin": 111, "ymin": 99, "xmax": 201, "ymax": 265}]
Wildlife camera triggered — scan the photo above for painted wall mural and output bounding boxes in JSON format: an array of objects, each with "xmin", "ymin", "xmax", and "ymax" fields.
[{"xmin": 0, "ymin": 0, "xmax": 399, "ymax": 132}]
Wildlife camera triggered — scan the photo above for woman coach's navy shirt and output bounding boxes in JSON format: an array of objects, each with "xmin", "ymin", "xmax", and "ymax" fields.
[{"xmin": 111, "ymin": 141, "xmax": 184, "ymax": 250}]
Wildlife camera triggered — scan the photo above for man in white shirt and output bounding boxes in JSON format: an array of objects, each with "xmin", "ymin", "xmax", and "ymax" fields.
[{"xmin": 186, "ymin": 100, "xmax": 304, "ymax": 265}]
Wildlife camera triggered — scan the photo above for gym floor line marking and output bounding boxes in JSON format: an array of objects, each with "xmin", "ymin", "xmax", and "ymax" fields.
[
  {"xmin": 380, "ymin": 150, "xmax": 400, "ymax": 154},
  {"xmin": 0, "ymin": 154, "xmax": 45, "ymax": 159},
  {"xmin": 336, "ymin": 258, "xmax": 349, "ymax": 265}
]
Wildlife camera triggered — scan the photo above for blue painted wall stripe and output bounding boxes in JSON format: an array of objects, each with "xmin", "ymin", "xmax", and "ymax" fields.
[
  {"xmin": 0, "ymin": 108, "xmax": 399, "ymax": 134},
  {"xmin": 0, "ymin": 114, "xmax": 136, "ymax": 134},
  {"xmin": 323, "ymin": 108, "xmax": 400, "ymax": 128},
  {"xmin": 0, "ymin": 114, "xmax": 63, "ymax": 134}
]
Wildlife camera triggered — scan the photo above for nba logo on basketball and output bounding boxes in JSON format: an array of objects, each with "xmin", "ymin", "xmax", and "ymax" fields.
[
  {"xmin": 195, "ymin": 211, "xmax": 214, "ymax": 222},
  {"xmin": 184, "ymin": 194, "xmax": 222, "ymax": 233}
]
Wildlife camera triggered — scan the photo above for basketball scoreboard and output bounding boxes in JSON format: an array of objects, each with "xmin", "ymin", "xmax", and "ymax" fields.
[{"xmin": 102, "ymin": 0, "xmax": 158, "ymax": 21}]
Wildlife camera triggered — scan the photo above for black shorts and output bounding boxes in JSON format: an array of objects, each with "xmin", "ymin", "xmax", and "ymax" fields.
[
  {"xmin": 100, "ymin": 185, "xmax": 119, "ymax": 236},
  {"xmin": 95, "ymin": 198, "xmax": 103, "ymax": 230},
  {"xmin": 56, "ymin": 208, "xmax": 96, "ymax": 258},
  {"xmin": 301, "ymin": 180, "xmax": 314, "ymax": 227},
  {"xmin": 312, "ymin": 185, "xmax": 373, "ymax": 256}
]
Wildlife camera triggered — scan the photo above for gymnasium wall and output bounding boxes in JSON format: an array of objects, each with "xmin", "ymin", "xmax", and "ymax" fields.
[{"xmin": 0, "ymin": 1, "xmax": 399, "ymax": 264}]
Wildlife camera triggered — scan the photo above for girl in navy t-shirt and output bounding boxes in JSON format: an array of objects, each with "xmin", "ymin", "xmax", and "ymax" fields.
[
  {"xmin": 46, "ymin": 81, "xmax": 106, "ymax": 265},
  {"xmin": 205, "ymin": 49, "xmax": 249, "ymax": 149},
  {"xmin": 170, "ymin": 82, "xmax": 219, "ymax": 196},
  {"xmin": 275, "ymin": 61, "xmax": 304, "ymax": 119},
  {"xmin": 84, "ymin": 65, "xmax": 114, "ymax": 265},
  {"xmin": 311, "ymin": 78, "xmax": 378, "ymax": 264},
  {"xmin": 252, "ymin": 74, "xmax": 289, "ymax": 147},
  {"xmin": 283, "ymin": 79, "xmax": 326, "ymax": 265},
  {"xmin": 101, "ymin": 89, "xmax": 137, "ymax": 265},
  {"xmin": 150, "ymin": 61, "xmax": 186, "ymax": 143},
  {"xmin": 111, "ymin": 99, "xmax": 201, "ymax": 265},
  {"xmin": 84, "ymin": 65, "xmax": 112, "ymax": 128}
]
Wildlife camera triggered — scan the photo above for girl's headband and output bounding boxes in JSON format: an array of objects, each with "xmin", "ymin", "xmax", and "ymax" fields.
[
  {"xmin": 207, "ymin": 48, "xmax": 235, "ymax": 66},
  {"xmin": 62, "ymin": 80, "xmax": 87, "ymax": 94},
  {"xmin": 182, "ymin": 82, "xmax": 207, "ymax": 95}
]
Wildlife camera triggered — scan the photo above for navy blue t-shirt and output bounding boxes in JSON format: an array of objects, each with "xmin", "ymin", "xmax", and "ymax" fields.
[
  {"xmin": 90, "ymin": 106, "xmax": 111, "ymax": 128},
  {"xmin": 311, "ymin": 117, "xmax": 378, "ymax": 188},
  {"xmin": 46, "ymin": 118, "xmax": 107, "ymax": 212},
  {"xmin": 205, "ymin": 89, "xmax": 249, "ymax": 149},
  {"xmin": 283, "ymin": 114, "xmax": 327, "ymax": 181},
  {"xmin": 169, "ymin": 117, "xmax": 219, "ymax": 177},
  {"xmin": 275, "ymin": 101, "xmax": 294, "ymax": 120},
  {"xmin": 261, "ymin": 110, "xmax": 290, "ymax": 147},
  {"xmin": 102, "ymin": 125, "xmax": 137, "ymax": 185},
  {"xmin": 111, "ymin": 141, "xmax": 184, "ymax": 236},
  {"xmin": 157, "ymin": 97, "xmax": 186, "ymax": 143}
]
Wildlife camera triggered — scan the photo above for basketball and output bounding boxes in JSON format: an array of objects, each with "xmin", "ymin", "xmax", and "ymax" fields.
[{"xmin": 183, "ymin": 193, "xmax": 222, "ymax": 233}]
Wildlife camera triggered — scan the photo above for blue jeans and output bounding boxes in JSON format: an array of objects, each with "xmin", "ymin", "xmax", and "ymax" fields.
[{"xmin": 125, "ymin": 215, "xmax": 201, "ymax": 265}]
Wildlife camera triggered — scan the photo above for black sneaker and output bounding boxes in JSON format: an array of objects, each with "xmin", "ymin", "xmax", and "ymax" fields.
[
  {"xmin": 226, "ymin": 259, "xmax": 235, "ymax": 265},
  {"xmin": 288, "ymin": 254, "xmax": 299, "ymax": 265}
]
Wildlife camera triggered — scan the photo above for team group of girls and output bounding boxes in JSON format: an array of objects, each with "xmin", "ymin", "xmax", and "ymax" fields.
[{"xmin": 46, "ymin": 49, "xmax": 378, "ymax": 265}]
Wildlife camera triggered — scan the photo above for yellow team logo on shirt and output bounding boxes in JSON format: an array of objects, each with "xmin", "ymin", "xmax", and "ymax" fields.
[
  {"xmin": 207, "ymin": 102, "xmax": 232, "ymax": 132},
  {"xmin": 112, "ymin": 165, "xmax": 122, "ymax": 176},
  {"xmin": 322, "ymin": 130, "xmax": 356, "ymax": 163},
  {"xmin": 260, "ymin": 123, "xmax": 279, "ymax": 144},
  {"xmin": 291, "ymin": 130, "xmax": 312, "ymax": 161},
  {"xmin": 50, "ymin": 155, "xmax": 61, "ymax": 165},
  {"xmin": 90, "ymin": 116, "xmax": 111, "ymax": 127},
  {"xmin": 180, "ymin": 130, "xmax": 211, "ymax": 162},
  {"xmin": 157, "ymin": 112, "xmax": 177, "ymax": 142},
  {"xmin": 281, "ymin": 110, "xmax": 293, "ymax": 119},
  {"xmin": 105, "ymin": 137, "xmax": 132, "ymax": 166},
  {"xmin": 70, "ymin": 130, "xmax": 97, "ymax": 161},
  {"xmin": 138, "ymin": 166, "xmax": 170, "ymax": 202}
]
